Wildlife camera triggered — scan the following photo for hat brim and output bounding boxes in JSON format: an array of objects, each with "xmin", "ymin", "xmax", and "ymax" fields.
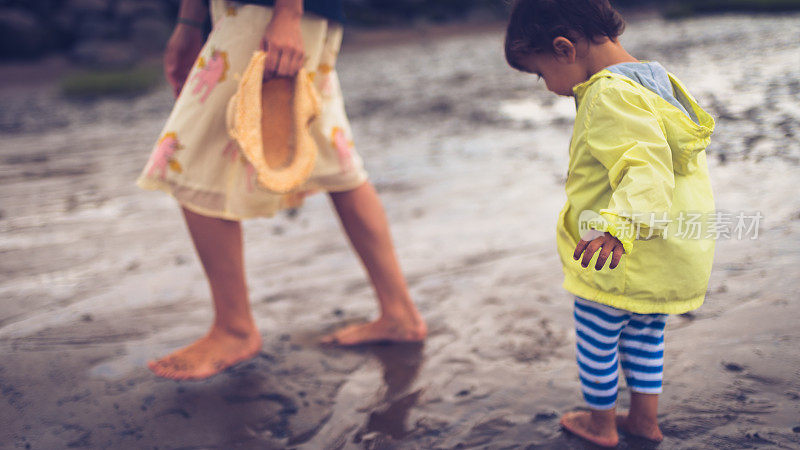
[{"xmin": 227, "ymin": 51, "xmax": 320, "ymax": 194}]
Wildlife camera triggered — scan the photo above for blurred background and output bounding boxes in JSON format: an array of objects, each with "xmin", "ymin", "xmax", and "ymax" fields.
[
  {"xmin": 1, "ymin": 1, "xmax": 800, "ymax": 449},
  {"xmin": 0, "ymin": 0, "xmax": 798, "ymax": 96},
  {"xmin": 3, "ymin": 0, "xmax": 799, "ymax": 62}
]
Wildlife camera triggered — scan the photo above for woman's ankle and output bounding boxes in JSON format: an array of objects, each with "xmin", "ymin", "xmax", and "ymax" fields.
[
  {"xmin": 379, "ymin": 302, "xmax": 424, "ymax": 325},
  {"xmin": 210, "ymin": 319, "xmax": 258, "ymax": 339}
]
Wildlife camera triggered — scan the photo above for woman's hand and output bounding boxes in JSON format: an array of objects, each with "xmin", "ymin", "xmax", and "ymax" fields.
[
  {"xmin": 164, "ymin": 25, "xmax": 204, "ymax": 97},
  {"xmin": 260, "ymin": 9, "xmax": 305, "ymax": 80},
  {"xmin": 574, "ymin": 232, "xmax": 625, "ymax": 270}
]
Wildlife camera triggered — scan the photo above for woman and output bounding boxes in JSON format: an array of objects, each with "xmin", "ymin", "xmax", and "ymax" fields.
[{"xmin": 138, "ymin": 0, "xmax": 426, "ymax": 380}]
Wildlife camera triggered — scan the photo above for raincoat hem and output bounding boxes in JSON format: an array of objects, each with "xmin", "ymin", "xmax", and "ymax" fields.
[{"xmin": 563, "ymin": 273, "xmax": 705, "ymax": 315}]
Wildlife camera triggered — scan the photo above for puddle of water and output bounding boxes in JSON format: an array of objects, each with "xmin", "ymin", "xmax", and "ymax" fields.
[
  {"xmin": 499, "ymin": 97, "xmax": 576, "ymax": 125},
  {"xmin": 89, "ymin": 343, "xmax": 154, "ymax": 379}
]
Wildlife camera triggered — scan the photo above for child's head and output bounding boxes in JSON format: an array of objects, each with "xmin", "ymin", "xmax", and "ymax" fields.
[{"xmin": 505, "ymin": 0, "xmax": 626, "ymax": 96}]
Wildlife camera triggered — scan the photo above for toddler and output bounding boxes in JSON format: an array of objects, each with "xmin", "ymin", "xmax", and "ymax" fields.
[{"xmin": 505, "ymin": 0, "xmax": 715, "ymax": 446}]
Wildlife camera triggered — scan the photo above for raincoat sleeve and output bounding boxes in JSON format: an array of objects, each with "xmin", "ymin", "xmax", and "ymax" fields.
[{"xmin": 584, "ymin": 86, "xmax": 675, "ymax": 253}]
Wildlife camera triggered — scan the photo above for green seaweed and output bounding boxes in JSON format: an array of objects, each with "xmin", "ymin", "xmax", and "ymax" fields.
[{"xmin": 60, "ymin": 64, "xmax": 163, "ymax": 99}]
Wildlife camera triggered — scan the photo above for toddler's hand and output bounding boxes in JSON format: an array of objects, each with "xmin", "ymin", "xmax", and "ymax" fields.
[{"xmin": 574, "ymin": 232, "xmax": 625, "ymax": 270}]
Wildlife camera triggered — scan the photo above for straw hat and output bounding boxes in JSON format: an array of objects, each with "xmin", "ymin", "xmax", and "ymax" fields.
[{"xmin": 226, "ymin": 51, "xmax": 320, "ymax": 194}]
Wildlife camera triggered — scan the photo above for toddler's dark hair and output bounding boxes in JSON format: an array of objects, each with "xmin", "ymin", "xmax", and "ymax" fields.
[{"xmin": 505, "ymin": 0, "xmax": 625, "ymax": 72}]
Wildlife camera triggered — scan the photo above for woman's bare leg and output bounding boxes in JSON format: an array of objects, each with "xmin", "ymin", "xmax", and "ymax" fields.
[
  {"xmin": 147, "ymin": 207, "xmax": 262, "ymax": 380},
  {"xmin": 322, "ymin": 181, "xmax": 426, "ymax": 345}
]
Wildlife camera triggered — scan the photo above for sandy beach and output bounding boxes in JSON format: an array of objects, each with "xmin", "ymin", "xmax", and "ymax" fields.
[{"xmin": 1, "ymin": 11, "xmax": 800, "ymax": 449}]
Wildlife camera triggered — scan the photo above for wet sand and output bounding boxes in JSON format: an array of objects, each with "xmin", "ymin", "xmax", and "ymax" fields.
[{"xmin": 2, "ymin": 12, "xmax": 800, "ymax": 449}]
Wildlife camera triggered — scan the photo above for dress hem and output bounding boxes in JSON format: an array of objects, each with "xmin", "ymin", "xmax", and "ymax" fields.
[{"xmin": 136, "ymin": 174, "xmax": 368, "ymax": 221}]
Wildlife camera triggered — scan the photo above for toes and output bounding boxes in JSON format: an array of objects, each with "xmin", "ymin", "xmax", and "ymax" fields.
[
  {"xmin": 160, "ymin": 366, "xmax": 177, "ymax": 379},
  {"xmin": 148, "ymin": 358, "xmax": 186, "ymax": 380},
  {"xmin": 331, "ymin": 331, "xmax": 357, "ymax": 346},
  {"xmin": 188, "ymin": 369, "xmax": 215, "ymax": 381},
  {"xmin": 559, "ymin": 411, "xmax": 579, "ymax": 427},
  {"xmin": 148, "ymin": 359, "xmax": 169, "ymax": 377},
  {"xmin": 172, "ymin": 371, "xmax": 190, "ymax": 381},
  {"xmin": 321, "ymin": 325, "xmax": 360, "ymax": 345},
  {"xmin": 321, "ymin": 320, "xmax": 428, "ymax": 346},
  {"xmin": 146, "ymin": 337, "xmax": 261, "ymax": 380},
  {"xmin": 560, "ymin": 411, "xmax": 619, "ymax": 448},
  {"xmin": 168, "ymin": 367, "xmax": 191, "ymax": 380},
  {"xmin": 333, "ymin": 332, "xmax": 370, "ymax": 346},
  {"xmin": 559, "ymin": 411, "xmax": 588, "ymax": 433}
]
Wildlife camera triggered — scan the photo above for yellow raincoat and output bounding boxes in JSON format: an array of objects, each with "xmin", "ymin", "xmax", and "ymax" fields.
[{"xmin": 557, "ymin": 69, "xmax": 715, "ymax": 314}]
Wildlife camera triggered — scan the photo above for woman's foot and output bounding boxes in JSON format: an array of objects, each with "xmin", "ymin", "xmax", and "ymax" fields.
[
  {"xmin": 148, "ymin": 325, "xmax": 262, "ymax": 380},
  {"xmin": 320, "ymin": 315, "xmax": 427, "ymax": 346},
  {"xmin": 560, "ymin": 410, "xmax": 619, "ymax": 447},
  {"xmin": 616, "ymin": 413, "xmax": 663, "ymax": 442}
]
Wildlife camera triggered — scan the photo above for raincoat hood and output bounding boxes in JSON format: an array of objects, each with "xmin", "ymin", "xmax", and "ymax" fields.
[{"xmin": 573, "ymin": 70, "xmax": 715, "ymax": 175}]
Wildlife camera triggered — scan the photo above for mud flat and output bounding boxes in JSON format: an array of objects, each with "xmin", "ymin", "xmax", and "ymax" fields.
[{"xmin": 1, "ymin": 12, "xmax": 799, "ymax": 449}]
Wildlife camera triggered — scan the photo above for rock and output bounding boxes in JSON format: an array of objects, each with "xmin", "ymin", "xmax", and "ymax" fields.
[{"xmin": 0, "ymin": 8, "xmax": 53, "ymax": 58}]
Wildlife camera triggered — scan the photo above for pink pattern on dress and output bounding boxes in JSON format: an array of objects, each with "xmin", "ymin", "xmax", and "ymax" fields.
[
  {"xmin": 222, "ymin": 139, "xmax": 239, "ymax": 162},
  {"xmin": 191, "ymin": 49, "xmax": 229, "ymax": 103},
  {"xmin": 315, "ymin": 66, "xmax": 336, "ymax": 98},
  {"xmin": 331, "ymin": 127, "xmax": 354, "ymax": 173},
  {"xmin": 244, "ymin": 161, "xmax": 256, "ymax": 192},
  {"xmin": 147, "ymin": 132, "xmax": 183, "ymax": 179},
  {"xmin": 223, "ymin": 140, "xmax": 256, "ymax": 192}
]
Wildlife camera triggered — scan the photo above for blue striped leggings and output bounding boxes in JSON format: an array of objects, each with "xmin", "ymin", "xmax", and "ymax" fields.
[{"xmin": 574, "ymin": 297, "xmax": 667, "ymax": 410}]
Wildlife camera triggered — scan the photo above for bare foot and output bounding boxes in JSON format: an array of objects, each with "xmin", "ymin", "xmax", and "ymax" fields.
[
  {"xmin": 560, "ymin": 411, "xmax": 619, "ymax": 448},
  {"xmin": 148, "ymin": 327, "xmax": 262, "ymax": 380},
  {"xmin": 616, "ymin": 413, "xmax": 663, "ymax": 442},
  {"xmin": 320, "ymin": 316, "xmax": 427, "ymax": 346}
]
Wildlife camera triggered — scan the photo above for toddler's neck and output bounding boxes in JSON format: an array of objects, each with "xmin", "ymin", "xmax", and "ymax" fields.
[{"xmin": 582, "ymin": 39, "xmax": 639, "ymax": 79}]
